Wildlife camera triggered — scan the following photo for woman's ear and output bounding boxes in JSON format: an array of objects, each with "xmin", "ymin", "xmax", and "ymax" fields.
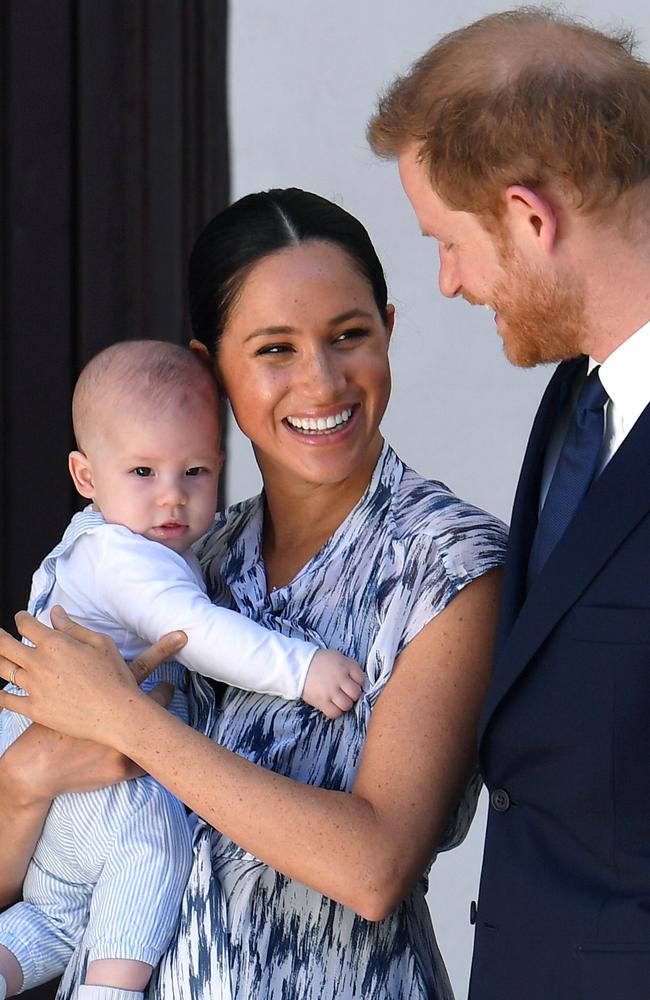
[
  {"xmin": 386, "ymin": 303, "xmax": 396, "ymax": 341},
  {"xmin": 191, "ymin": 337, "xmax": 225, "ymax": 392},
  {"xmin": 68, "ymin": 451, "xmax": 95, "ymax": 500},
  {"xmin": 504, "ymin": 185, "xmax": 558, "ymax": 254}
]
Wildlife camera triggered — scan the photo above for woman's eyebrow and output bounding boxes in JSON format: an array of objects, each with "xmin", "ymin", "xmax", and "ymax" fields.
[
  {"xmin": 326, "ymin": 309, "xmax": 375, "ymax": 326},
  {"xmin": 244, "ymin": 325, "xmax": 295, "ymax": 343},
  {"xmin": 244, "ymin": 309, "xmax": 375, "ymax": 343}
]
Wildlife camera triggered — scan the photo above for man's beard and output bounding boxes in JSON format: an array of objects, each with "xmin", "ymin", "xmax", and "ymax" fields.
[{"xmin": 492, "ymin": 249, "xmax": 587, "ymax": 369}]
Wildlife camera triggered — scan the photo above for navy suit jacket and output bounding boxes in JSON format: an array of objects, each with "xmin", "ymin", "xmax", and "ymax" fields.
[{"xmin": 469, "ymin": 357, "xmax": 650, "ymax": 1000}]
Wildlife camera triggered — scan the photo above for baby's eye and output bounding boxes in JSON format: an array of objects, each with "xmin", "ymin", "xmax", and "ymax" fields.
[
  {"xmin": 185, "ymin": 467, "xmax": 206, "ymax": 477},
  {"xmin": 131, "ymin": 467, "xmax": 153, "ymax": 477}
]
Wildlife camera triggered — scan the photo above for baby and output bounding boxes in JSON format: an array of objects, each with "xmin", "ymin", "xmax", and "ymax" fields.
[{"xmin": 0, "ymin": 341, "xmax": 364, "ymax": 1000}]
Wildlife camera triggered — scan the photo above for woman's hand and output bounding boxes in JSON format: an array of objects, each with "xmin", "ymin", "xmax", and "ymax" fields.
[
  {"xmin": 0, "ymin": 611, "xmax": 186, "ymax": 906},
  {"xmin": 0, "ymin": 606, "xmax": 187, "ymax": 745}
]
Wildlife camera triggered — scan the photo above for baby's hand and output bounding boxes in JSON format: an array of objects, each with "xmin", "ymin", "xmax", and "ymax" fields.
[{"xmin": 301, "ymin": 650, "xmax": 365, "ymax": 720}]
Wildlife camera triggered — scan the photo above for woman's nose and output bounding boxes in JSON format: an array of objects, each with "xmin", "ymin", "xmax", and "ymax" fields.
[
  {"xmin": 300, "ymin": 349, "xmax": 346, "ymax": 398},
  {"xmin": 438, "ymin": 244, "xmax": 462, "ymax": 299}
]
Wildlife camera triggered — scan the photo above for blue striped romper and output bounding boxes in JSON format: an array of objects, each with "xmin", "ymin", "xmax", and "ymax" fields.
[{"xmin": 0, "ymin": 509, "xmax": 214, "ymax": 995}]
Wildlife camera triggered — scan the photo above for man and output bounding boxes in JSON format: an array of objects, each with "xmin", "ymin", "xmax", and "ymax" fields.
[{"xmin": 368, "ymin": 8, "xmax": 650, "ymax": 999}]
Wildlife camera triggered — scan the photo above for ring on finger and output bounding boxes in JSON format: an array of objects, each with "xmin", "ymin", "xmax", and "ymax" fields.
[{"xmin": 9, "ymin": 666, "xmax": 18, "ymax": 687}]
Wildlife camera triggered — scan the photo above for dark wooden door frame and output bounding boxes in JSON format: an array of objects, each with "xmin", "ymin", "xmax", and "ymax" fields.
[{"xmin": 1, "ymin": 3, "xmax": 229, "ymax": 996}]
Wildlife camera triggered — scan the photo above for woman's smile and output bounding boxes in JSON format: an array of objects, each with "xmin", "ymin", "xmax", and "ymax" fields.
[
  {"xmin": 217, "ymin": 241, "xmax": 393, "ymax": 488},
  {"xmin": 284, "ymin": 405, "xmax": 356, "ymax": 439}
]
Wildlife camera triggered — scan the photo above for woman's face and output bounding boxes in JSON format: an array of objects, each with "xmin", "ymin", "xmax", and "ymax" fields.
[{"xmin": 217, "ymin": 241, "xmax": 393, "ymax": 491}]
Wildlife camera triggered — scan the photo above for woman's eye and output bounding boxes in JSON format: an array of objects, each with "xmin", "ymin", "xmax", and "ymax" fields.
[
  {"xmin": 132, "ymin": 467, "xmax": 153, "ymax": 477},
  {"xmin": 256, "ymin": 343, "xmax": 292, "ymax": 356},
  {"xmin": 185, "ymin": 467, "xmax": 205, "ymax": 477},
  {"xmin": 335, "ymin": 327, "xmax": 368, "ymax": 344}
]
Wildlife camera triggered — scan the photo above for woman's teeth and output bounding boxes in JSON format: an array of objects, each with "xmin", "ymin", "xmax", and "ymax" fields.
[{"xmin": 286, "ymin": 408, "xmax": 353, "ymax": 434}]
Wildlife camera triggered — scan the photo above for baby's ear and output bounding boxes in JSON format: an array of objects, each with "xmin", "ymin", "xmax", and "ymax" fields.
[
  {"xmin": 189, "ymin": 338, "xmax": 211, "ymax": 365},
  {"xmin": 68, "ymin": 451, "xmax": 95, "ymax": 499}
]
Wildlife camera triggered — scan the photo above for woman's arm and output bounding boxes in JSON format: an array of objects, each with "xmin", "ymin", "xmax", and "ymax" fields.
[
  {"xmin": 0, "ymin": 637, "xmax": 181, "ymax": 908},
  {"xmin": 0, "ymin": 569, "xmax": 500, "ymax": 920},
  {"xmin": 0, "ymin": 726, "xmax": 55, "ymax": 907}
]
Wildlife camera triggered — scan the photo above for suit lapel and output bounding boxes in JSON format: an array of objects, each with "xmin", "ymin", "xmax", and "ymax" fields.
[
  {"xmin": 481, "ymin": 364, "xmax": 650, "ymax": 741},
  {"xmin": 495, "ymin": 357, "xmax": 585, "ymax": 651}
]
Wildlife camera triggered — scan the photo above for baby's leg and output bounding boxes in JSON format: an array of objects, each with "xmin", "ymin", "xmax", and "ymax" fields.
[
  {"xmin": 77, "ymin": 958, "xmax": 152, "ymax": 1000},
  {"xmin": 77, "ymin": 779, "xmax": 192, "ymax": 999},
  {"xmin": 0, "ymin": 873, "xmax": 88, "ymax": 994},
  {"xmin": 0, "ymin": 944, "xmax": 23, "ymax": 997}
]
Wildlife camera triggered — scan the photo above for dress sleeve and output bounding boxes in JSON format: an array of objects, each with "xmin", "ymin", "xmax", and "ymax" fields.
[
  {"xmin": 390, "ymin": 506, "xmax": 506, "ymax": 853},
  {"xmin": 397, "ymin": 506, "xmax": 507, "ymax": 656},
  {"xmin": 60, "ymin": 528, "xmax": 318, "ymax": 700}
]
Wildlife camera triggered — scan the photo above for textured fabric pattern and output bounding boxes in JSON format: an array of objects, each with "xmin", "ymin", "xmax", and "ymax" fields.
[{"xmin": 151, "ymin": 444, "xmax": 507, "ymax": 1000}]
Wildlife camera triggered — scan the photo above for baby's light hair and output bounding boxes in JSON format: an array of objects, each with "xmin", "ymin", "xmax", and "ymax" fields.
[{"xmin": 72, "ymin": 340, "xmax": 219, "ymax": 451}]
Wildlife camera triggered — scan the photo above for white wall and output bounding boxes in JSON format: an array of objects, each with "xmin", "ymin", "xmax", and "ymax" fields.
[{"xmin": 227, "ymin": 3, "xmax": 650, "ymax": 996}]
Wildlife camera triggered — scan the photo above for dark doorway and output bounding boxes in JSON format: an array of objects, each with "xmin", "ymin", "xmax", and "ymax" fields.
[{"xmin": 1, "ymin": 2, "xmax": 229, "ymax": 996}]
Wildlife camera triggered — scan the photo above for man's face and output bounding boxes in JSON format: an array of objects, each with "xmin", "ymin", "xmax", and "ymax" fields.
[{"xmin": 397, "ymin": 146, "xmax": 586, "ymax": 367}]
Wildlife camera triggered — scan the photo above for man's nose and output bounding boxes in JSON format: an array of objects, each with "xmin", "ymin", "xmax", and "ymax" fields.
[{"xmin": 438, "ymin": 244, "xmax": 462, "ymax": 299}]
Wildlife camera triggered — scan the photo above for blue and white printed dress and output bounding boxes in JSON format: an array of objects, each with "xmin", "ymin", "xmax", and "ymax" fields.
[{"xmin": 152, "ymin": 443, "xmax": 507, "ymax": 1000}]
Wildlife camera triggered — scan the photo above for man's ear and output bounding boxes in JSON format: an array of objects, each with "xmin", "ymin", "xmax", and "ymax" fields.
[
  {"xmin": 68, "ymin": 451, "xmax": 95, "ymax": 499},
  {"xmin": 504, "ymin": 185, "xmax": 558, "ymax": 254}
]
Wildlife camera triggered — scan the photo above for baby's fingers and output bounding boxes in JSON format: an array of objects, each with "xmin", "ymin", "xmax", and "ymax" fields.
[
  {"xmin": 330, "ymin": 689, "xmax": 355, "ymax": 714},
  {"xmin": 348, "ymin": 661, "xmax": 366, "ymax": 686},
  {"xmin": 339, "ymin": 674, "xmax": 364, "ymax": 703}
]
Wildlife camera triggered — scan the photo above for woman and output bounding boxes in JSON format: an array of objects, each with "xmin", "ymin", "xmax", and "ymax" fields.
[{"xmin": 0, "ymin": 189, "xmax": 506, "ymax": 999}]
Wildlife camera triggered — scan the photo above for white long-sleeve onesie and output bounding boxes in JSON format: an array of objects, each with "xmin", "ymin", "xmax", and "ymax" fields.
[
  {"xmin": 34, "ymin": 509, "xmax": 317, "ymax": 698},
  {"xmin": 0, "ymin": 507, "xmax": 318, "ymax": 995}
]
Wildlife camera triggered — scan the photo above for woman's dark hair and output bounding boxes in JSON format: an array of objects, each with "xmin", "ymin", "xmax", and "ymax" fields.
[{"xmin": 188, "ymin": 188, "xmax": 389, "ymax": 353}]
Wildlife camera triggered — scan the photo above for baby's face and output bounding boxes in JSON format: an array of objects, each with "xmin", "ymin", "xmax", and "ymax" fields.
[{"xmin": 88, "ymin": 400, "xmax": 222, "ymax": 553}]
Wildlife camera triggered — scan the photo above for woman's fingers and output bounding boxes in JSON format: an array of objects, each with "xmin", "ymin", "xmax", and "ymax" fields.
[
  {"xmin": 0, "ymin": 684, "xmax": 31, "ymax": 714},
  {"xmin": 129, "ymin": 631, "xmax": 187, "ymax": 684},
  {"xmin": 0, "ymin": 626, "xmax": 34, "ymax": 673},
  {"xmin": 0, "ymin": 609, "xmax": 137, "ymax": 740},
  {"xmin": 146, "ymin": 682, "xmax": 174, "ymax": 709},
  {"xmin": 47, "ymin": 605, "xmax": 108, "ymax": 646}
]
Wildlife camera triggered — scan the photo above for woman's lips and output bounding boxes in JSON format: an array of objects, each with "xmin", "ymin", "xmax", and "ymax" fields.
[{"xmin": 283, "ymin": 405, "xmax": 358, "ymax": 440}]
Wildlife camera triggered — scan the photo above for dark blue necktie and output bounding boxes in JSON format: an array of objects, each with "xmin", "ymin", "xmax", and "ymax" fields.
[{"xmin": 528, "ymin": 367, "xmax": 608, "ymax": 584}]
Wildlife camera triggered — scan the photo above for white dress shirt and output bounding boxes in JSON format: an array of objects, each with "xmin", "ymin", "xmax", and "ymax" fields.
[{"xmin": 540, "ymin": 319, "xmax": 650, "ymax": 511}]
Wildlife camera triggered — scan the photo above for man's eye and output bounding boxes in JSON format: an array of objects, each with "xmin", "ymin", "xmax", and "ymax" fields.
[
  {"xmin": 132, "ymin": 467, "xmax": 153, "ymax": 477},
  {"xmin": 185, "ymin": 467, "xmax": 205, "ymax": 477}
]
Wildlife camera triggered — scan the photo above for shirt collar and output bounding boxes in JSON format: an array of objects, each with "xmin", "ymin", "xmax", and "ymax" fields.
[{"xmin": 589, "ymin": 319, "xmax": 650, "ymax": 432}]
